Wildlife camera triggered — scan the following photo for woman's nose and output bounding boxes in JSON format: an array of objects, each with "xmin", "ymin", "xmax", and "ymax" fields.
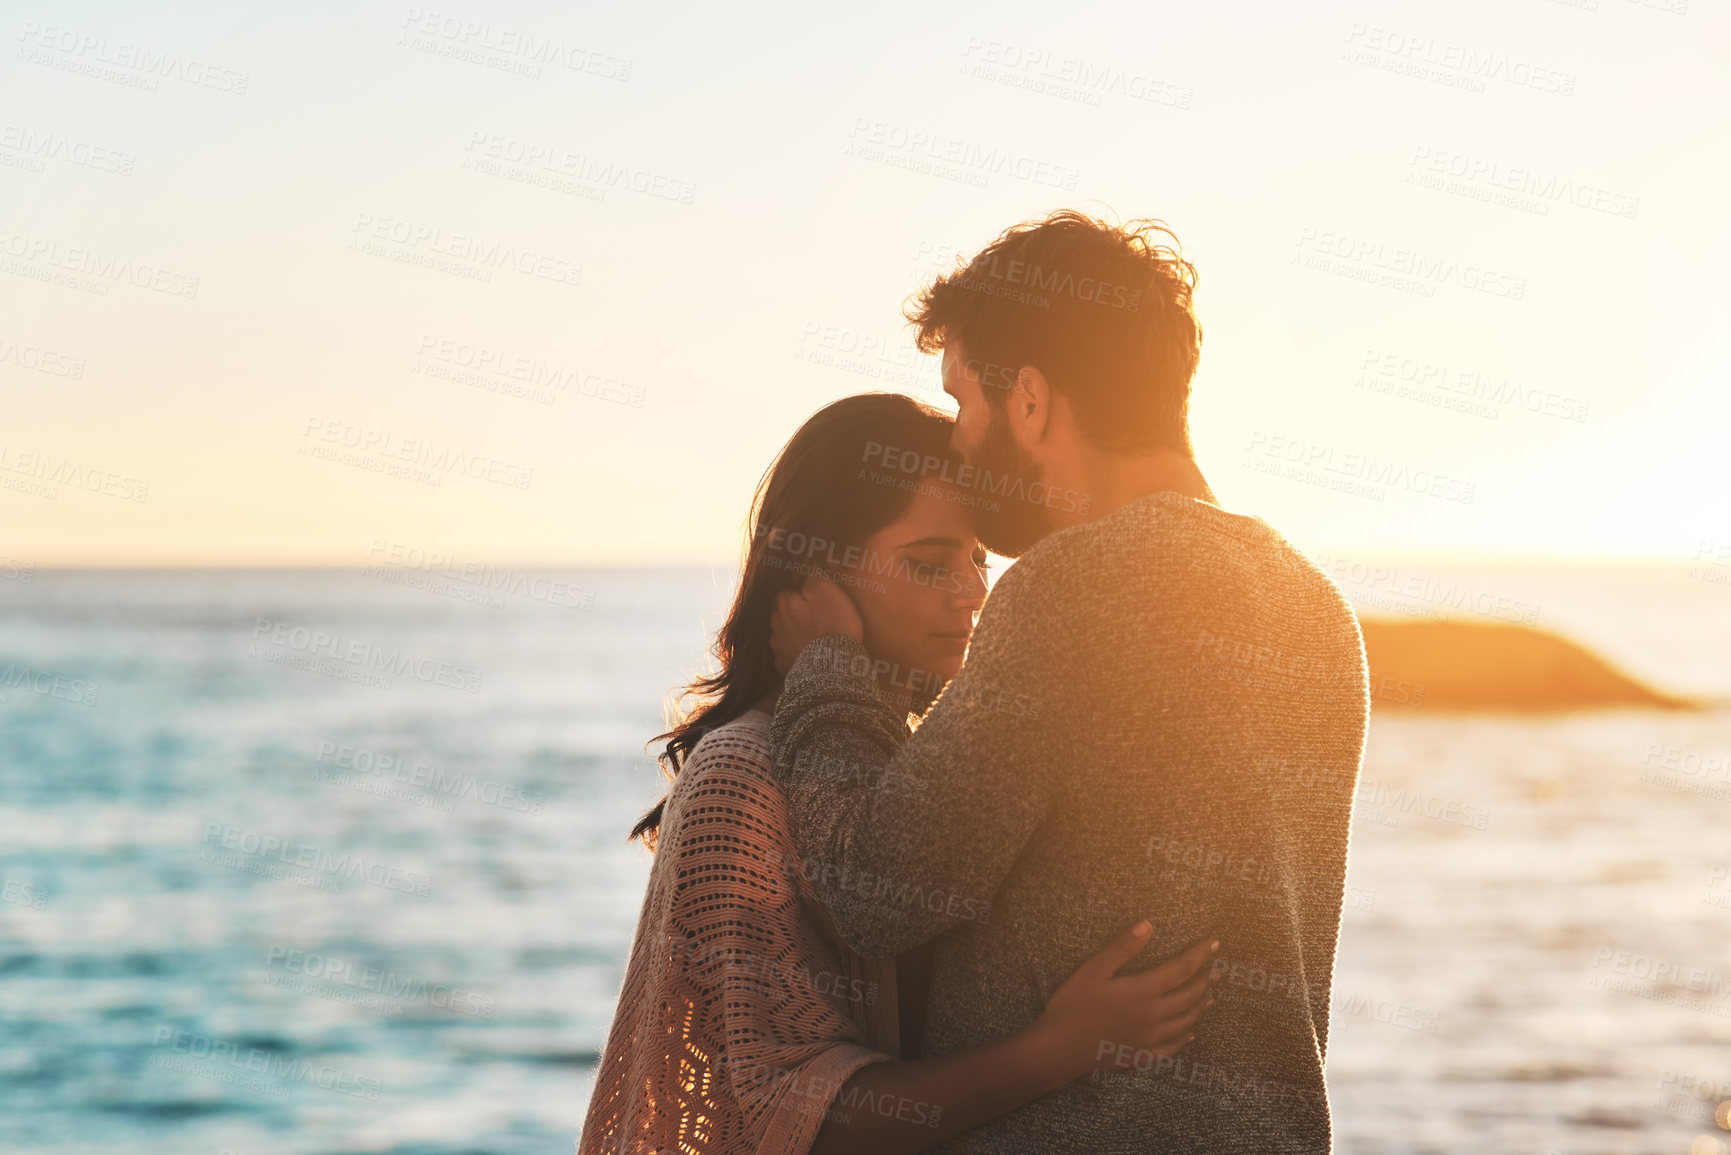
[{"xmin": 955, "ymin": 569, "xmax": 987, "ymax": 611}]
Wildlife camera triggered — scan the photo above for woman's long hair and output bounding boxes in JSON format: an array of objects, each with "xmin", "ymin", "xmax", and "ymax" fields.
[{"xmin": 631, "ymin": 393, "xmax": 958, "ymax": 849}]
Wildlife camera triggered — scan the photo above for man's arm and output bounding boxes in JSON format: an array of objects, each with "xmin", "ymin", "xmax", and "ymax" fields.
[{"xmin": 769, "ymin": 559, "xmax": 1065, "ymax": 959}]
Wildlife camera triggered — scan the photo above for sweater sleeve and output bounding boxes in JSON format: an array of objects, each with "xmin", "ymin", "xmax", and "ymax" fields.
[
  {"xmin": 662, "ymin": 734, "xmax": 894, "ymax": 1155},
  {"xmin": 769, "ymin": 554, "xmax": 1063, "ymax": 960}
]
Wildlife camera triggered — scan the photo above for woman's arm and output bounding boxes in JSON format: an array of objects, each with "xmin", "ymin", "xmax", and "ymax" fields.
[
  {"xmin": 809, "ymin": 924, "xmax": 1217, "ymax": 1155},
  {"xmin": 769, "ymin": 559, "xmax": 1069, "ymax": 959}
]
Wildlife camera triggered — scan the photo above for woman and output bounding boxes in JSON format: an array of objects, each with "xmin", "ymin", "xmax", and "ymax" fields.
[{"xmin": 580, "ymin": 394, "xmax": 1215, "ymax": 1155}]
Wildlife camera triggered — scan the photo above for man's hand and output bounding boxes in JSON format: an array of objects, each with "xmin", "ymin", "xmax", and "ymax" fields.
[{"xmin": 770, "ymin": 572, "xmax": 865, "ymax": 676}]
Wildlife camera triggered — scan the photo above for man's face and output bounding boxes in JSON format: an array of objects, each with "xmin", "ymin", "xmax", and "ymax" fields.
[
  {"xmin": 940, "ymin": 342, "xmax": 991, "ymax": 466},
  {"xmin": 940, "ymin": 340, "xmax": 1052, "ymax": 558}
]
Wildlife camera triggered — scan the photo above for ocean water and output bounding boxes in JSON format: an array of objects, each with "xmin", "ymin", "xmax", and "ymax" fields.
[{"xmin": 2, "ymin": 564, "xmax": 1729, "ymax": 1155}]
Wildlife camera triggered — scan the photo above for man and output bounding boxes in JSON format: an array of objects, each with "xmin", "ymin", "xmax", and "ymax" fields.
[{"xmin": 769, "ymin": 210, "xmax": 1369, "ymax": 1152}]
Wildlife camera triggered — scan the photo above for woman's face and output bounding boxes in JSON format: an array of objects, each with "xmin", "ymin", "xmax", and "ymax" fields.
[{"xmin": 846, "ymin": 485, "xmax": 989, "ymax": 693}]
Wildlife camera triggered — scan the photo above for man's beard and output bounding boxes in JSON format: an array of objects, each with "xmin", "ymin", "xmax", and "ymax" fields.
[{"xmin": 968, "ymin": 408, "xmax": 1053, "ymax": 559}]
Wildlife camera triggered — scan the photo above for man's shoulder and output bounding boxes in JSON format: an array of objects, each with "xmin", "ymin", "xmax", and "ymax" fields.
[
  {"xmin": 1008, "ymin": 491, "xmax": 1318, "ymax": 588},
  {"xmin": 1037, "ymin": 490, "xmax": 1280, "ymax": 558},
  {"xmin": 991, "ymin": 493, "xmax": 1357, "ymax": 641}
]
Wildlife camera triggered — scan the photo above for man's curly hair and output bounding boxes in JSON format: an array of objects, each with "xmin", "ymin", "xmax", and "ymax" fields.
[{"xmin": 906, "ymin": 209, "xmax": 1202, "ymax": 454}]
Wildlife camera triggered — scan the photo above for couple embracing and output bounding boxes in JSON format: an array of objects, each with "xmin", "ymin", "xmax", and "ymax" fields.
[{"xmin": 580, "ymin": 211, "xmax": 1370, "ymax": 1154}]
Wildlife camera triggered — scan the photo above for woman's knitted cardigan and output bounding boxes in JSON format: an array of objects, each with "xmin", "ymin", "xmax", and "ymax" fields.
[{"xmin": 580, "ymin": 710, "xmax": 901, "ymax": 1155}]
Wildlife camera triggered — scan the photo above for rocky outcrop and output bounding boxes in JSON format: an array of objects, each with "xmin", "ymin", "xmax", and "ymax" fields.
[{"xmin": 1359, "ymin": 619, "xmax": 1694, "ymax": 711}]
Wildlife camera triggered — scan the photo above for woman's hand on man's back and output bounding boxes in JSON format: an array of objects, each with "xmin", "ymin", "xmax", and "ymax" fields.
[{"xmin": 1026, "ymin": 923, "xmax": 1218, "ymax": 1083}]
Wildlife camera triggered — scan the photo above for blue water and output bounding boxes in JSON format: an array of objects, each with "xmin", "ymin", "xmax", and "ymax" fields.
[
  {"xmin": 0, "ymin": 568, "xmax": 733, "ymax": 1155},
  {"xmin": 4, "ymin": 564, "xmax": 1730, "ymax": 1154}
]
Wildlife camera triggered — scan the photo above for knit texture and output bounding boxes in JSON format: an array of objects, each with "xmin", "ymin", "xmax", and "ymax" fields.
[
  {"xmin": 770, "ymin": 490, "xmax": 1370, "ymax": 1154},
  {"xmin": 580, "ymin": 711, "xmax": 900, "ymax": 1155}
]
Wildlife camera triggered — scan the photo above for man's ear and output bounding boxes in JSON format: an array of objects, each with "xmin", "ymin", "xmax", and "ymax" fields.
[{"xmin": 1008, "ymin": 365, "xmax": 1053, "ymax": 450}]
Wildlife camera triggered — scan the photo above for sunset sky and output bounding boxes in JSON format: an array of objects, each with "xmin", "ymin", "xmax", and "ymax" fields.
[{"xmin": 5, "ymin": 0, "xmax": 1727, "ymax": 567}]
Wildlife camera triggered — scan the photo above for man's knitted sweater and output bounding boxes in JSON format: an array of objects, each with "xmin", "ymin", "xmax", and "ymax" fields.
[{"xmin": 770, "ymin": 491, "xmax": 1370, "ymax": 1153}]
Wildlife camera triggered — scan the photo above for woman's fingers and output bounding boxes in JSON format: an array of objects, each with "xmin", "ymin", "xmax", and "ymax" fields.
[
  {"xmin": 1116, "ymin": 981, "xmax": 1213, "ymax": 1054},
  {"xmin": 1116, "ymin": 936, "xmax": 1217, "ymax": 1002},
  {"xmin": 1151, "ymin": 991, "xmax": 1213, "ymax": 1042},
  {"xmin": 1146, "ymin": 936, "xmax": 1218, "ymax": 991},
  {"xmin": 1079, "ymin": 920, "xmax": 1153, "ymax": 983},
  {"xmin": 1141, "ymin": 957, "xmax": 1214, "ymax": 1012},
  {"xmin": 1118, "ymin": 963, "xmax": 1212, "ymax": 1034},
  {"xmin": 767, "ymin": 589, "xmax": 805, "ymax": 675}
]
